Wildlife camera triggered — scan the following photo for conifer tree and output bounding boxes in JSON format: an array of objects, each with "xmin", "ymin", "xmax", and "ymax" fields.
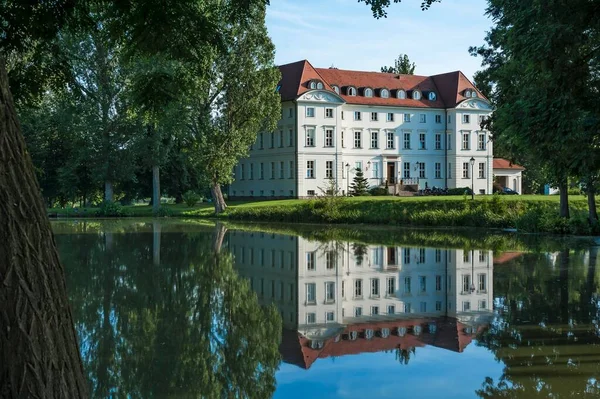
[{"xmin": 350, "ymin": 168, "xmax": 369, "ymax": 196}]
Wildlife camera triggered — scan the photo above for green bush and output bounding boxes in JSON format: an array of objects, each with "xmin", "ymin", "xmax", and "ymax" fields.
[
  {"xmin": 182, "ymin": 191, "xmax": 202, "ymax": 207},
  {"xmin": 154, "ymin": 207, "xmax": 173, "ymax": 217},
  {"xmin": 96, "ymin": 201, "xmax": 131, "ymax": 217},
  {"xmin": 447, "ymin": 187, "xmax": 472, "ymax": 195},
  {"xmin": 369, "ymin": 187, "xmax": 389, "ymax": 196}
]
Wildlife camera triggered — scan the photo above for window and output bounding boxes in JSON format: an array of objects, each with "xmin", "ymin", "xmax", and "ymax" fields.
[
  {"xmin": 435, "ymin": 163, "xmax": 441, "ymax": 179},
  {"xmin": 479, "ymin": 115, "xmax": 486, "ymax": 125},
  {"xmin": 404, "ymin": 302, "xmax": 412, "ymax": 313},
  {"xmin": 462, "ymin": 162, "xmax": 469, "ymax": 179},
  {"xmin": 371, "ymin": 112, "xmax": 378, "ymax": 121},
  {"xmin": 307, "ymin": 190, "xmax": 315, "ymax": 196},
  {"xmin": 478, "ymin": 274, "xmax": 486, "ymax": 292},
  {"xmin": 326, "ymin": 252, "xmax": 335, "ymax": 269},
  {"xmin": 403, "ymin": 162, "xmax": 410, "ymax": 178},
  {"xmin": 288, "ymin": 108, "xmax": 293, "ymax": 118},
  {"xmin": 354, "ymin": 131, "xmax": 362, "ymax": 148},
  {"xmin": 277, "ymin": 161, "xmax": 283, "ymax": 179},
  {"xmin": 371, "ymin": 306, "xmax": 379, "ymax": 315},
  {"xmin": 478, "ymin": 133, "xmax": 486, "ymax": 150},
  {"xmin": 387, "ymin": 277, "xmax": 395, "ymax": 295},
  {"xmin": 419, "ymin": 133, "xmax": 426, "ymax": 149},
  {"xmin": 372, "ymin": 162, "xmax": 379, "ymax": 178},
  {"xmin": 326, "ymin": 311, "xmax": 334, "ymax": 322},
  {"xmin": 479, "ymin": 250, "xmax": 486, "ymax": 262},
  {"xmin": 447, "ymin": 133, "xmax": 452, "ymax": 150},
  {"xmin": 387, "ymin": 113, "xmax": 394, "ymax": 122},
  {"xmin": 279, "ymin": 131, "xmax": 284, "ymax": 148},
  {"xmin": 420, "ymin": 302, "xmax": 427, "ymax": 312},
  {"xmin": 436, "ymin": 275, "xmax": 442, "ymax": 291},
  {"xmin": 403, "ymin": 133, "xmax": 411, "ymax": 149},
  {"xmin": 435, "ymin": 249, "xmax": 441, "ymax": 263},
  {"xmin": 355, "ymin": 161, "xmax": 363, "ymax": 172},
  {"xmin": 435, "ymin": 133, "xmax": 442, "ymax": 150},
  {"xmin": 388, "ymin": 305, "xmax": 395, "ymax": 314},
  {"xmin": 348, "ymin": 87, "xmax": 357, "ymax": 96},
  {"xmin": 354, "ymin": 111, "xmax": 361, "ymax": 121},
  {"xmin": 309, "ymin": 81, "xmax": 316, "ymax": 90},
  {"xmin": 249, "ymin": 163, "xmax": 254, "ymax": 180},
  {"xmin": 448, "ymin": 163, "xmax": 452, "ymax": 179},
  {"xmin": 462, "ymin": 132, "xmax": 470, "ymax": 150},
  {"xmin": 371, "ymin": 131, "xmax": 378, "ymax": 148},
  {"xmin": 289, "ymin": 129, "xmax": 294, "ymax": 147},
  {"xmin": 317, "ymin": 82, "xmax": 323, "ymax": 89},
  {"xmin": 387, "ymin": 132, "xmax": 394, "ymax": 149},
  {"xmin": 354, "ymin": 279, "xmax": 363, "ymax": 298},
  {"xmin": 419, "ymin": 114, "xmax": 426, "ymax": 123},
  {"xmin": 325, "ymin": 108, "xmax": 333, "ymax": 118},
  {"xmin": 289, "ymin": 161, "xmax": 294, "ymax": 179},
  {"xmin": 355, "ymin": 307, "xmax": 362, "ymax": 317},
  {"xmin": 478, "ymin": 162, "xmax": 485, "ymax": 178},
  {"xmin": 306, "ymin": 161, "xmax": 315, "ymax": 178},
  {"xmin": 306, "ymin": 283, "xmax": 316, "ymax": 304},
  {"xmin": 462, "ymin": 275, "xmax": 471, "ymax": 293},
  {"xmin": 398, "ymin": 90, "xmax": 406, "ymax": 99},
  {"xmin": 404, "ymin": 113, "xmax": 411, "ymax": 122},
  {"xmin": 306, "ymin": 313, "xmax": 316, "ymax": 323},
  {"xmin": 463, "ymin": 251, "xmax": 470, "ymax": 263},
  {"xmin": 240, "ymin": 164, "xmax": 245, "ymax": 180},
  {"xmin": 326, "ymin": 282, "xmax": 335, "ymax": 302},
  {"xmin": 306, "ymin": 252, "xmax": 315, "ymax": 270},
  {"xmin": 365, "ymin": 88, "xmax": 373, "ymax": 97},
  {"xmin": 341, "ymin": 131, "xmax": 345, "ymax": 147},
  {"xmin": 306, "ymin": 128, "xmax": 315, "ymax": 147},
  {"xmin": 325, "ymin": 129, "xmax": 334, "ymax": 147},
  {"xmin": 306, "ymin": 107, "xmax": 315, "ymax": 117},
  {"xmin": 419, "ymin": 276, "xmax": 427, "ymax": 293},
  {"xmin": 435, "ymin": 115, "xmax": 442, "ymax": 124},
  {"xmin": 404, "ymin": 277, "xmax": 411, "ymax": 294},
  {"xmin": 326, "ymin": 160, "xmax": 333, "ymax": 179},
  {"xmin": 259, "ymin": 132, "xmax": 264, "ymax": 149},
  {"xmin": 448, "ymin": 114, "xmax": 452, "ymax": 123},
  {"xmin": 371, "ymin": 279, "xmax": 380, "ymax": 297},
  {"xmin": 463, "ymin": 114, "xmax": 470, "ymax": 124},
  {"xmin": 413, "ymin": 90, "xmax": 421, "ymax": 100},
  {"xmin": 418, "ymin": 162, "xmax": 425, "ymax": 178},
  {"xmin": 436, "ymin": 301, "xmax": 442, "ymax": 311},
  {"xmin": 259, "ymin": 163, "xmax": 264, "ymax": 179},
  {"xmin": 381, "ymin": 89, "xmax": 389, "ymax": 98},
  {"xmin": 428, "ymin": 92, "xmax": 437, "ymax": 101},
  {"xmin": 465, "ymin": 90, "xmax": 471, "ymax": 98},
  {"xmin": 463, "ymin": 302, "xmax": 471, "ymax": 311}
]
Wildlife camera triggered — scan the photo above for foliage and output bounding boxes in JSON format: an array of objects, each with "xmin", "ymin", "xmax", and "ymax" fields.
[
  {"xmin": 182, "ymin": 191, "xmax": 202, "ymax": 207},
  {"xmin": 350, "ymin": 168, "xmax": 370, "ymax": 196},
  {"xmin": 369, "ymin": 186, "xmax": 389, "ymax": 196},
  {"xmin": 154, "ymin": 206, "xmax": 174, "ymax": 217},
  {"xmin": 446, "ymin": 187, "xmax": 472, "ymax": 196},
  {"xmin": 381, "ymin": 53, "xmax": 416, "ymax": 75},
  {"xmin": 358, "ymin": 0, "xmax": 441, "ymax": 18},
  {"xmin": 95, "ymin": 201, "xmax": 132, "ymax": 217}
]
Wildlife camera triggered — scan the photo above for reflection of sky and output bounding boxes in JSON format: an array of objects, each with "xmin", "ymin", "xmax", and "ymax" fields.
[{"xmin": 274, "ymin": 341, "xmax": 503, "ymax": 399}]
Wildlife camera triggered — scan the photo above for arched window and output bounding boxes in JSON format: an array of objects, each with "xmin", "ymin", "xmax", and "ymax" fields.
[
  {"xmin": 428, "ymin": 92, "xmax": 437, "ymax": 101},
  {"xmin": 316, "ymin": 82, "xmax": 324, "ymax": 90},
  {"xmin": 413, "ymin": 90, "xmax": 422, "ymax": 100},
  {"xmin": 365, "ymin": 88, "xmax": 373, "ymax": 97},
  {"xmin": 309, "ymin": 81, "xmax": 316, "ymax": 89},
  {"xmin": 397, "ymin": 90, "xmax": 406, "ymax": 99},
  {"xmin": 332, "ymin": 85, "xmax": 340, "ymax": 94},
  {"xmin": 471, "ymin": 91, "xmax": 477, "ymax": 98},
  {"xmin": 397, "ymin": 327, "xmax": 407, "ymax": 337},
  {"xmin": 413, "ymin": 325, "xmax": 422, "ymax": 336},
  {"xmin": 348, "ymin": 87, "xmax": 357, "ymax": 96},
  {"xmin": 465, "ymin": 90, "xmax": 472, "ymax": 98},
  {"xmin": 381, "ymin": 88, "xmax": 389, "ymax": 98}
]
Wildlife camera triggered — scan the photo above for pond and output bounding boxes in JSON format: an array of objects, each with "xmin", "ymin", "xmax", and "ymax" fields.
[{"xmin": 52, "ymin": 219, "xmax": 600, "ymax": 398}]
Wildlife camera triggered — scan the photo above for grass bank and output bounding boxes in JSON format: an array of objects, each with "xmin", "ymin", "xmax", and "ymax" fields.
[{"xmin": 48, "ymin": 195, "xmax": 600, "ymax": 235}]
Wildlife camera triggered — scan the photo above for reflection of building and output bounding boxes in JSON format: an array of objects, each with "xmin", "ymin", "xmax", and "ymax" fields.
[{"xmin": 228, "ymin": 231, "xmax": 494, "ymax": 369}]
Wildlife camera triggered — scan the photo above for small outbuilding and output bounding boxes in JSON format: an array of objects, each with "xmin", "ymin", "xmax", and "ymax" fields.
[{"xmin": 493, "ymin": 158, "xmax": 525, "ymax": 194}]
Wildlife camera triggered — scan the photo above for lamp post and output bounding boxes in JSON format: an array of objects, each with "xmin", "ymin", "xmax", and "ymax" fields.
[
  {"xmin": 345, "ymin": 163, "xmax": 350, "ymax": 196},
  {"xmin": 470, "ymin": 249, "xmax": 476, "ymax": 294},
  {"xmin": 469, "ymin": 157, "xmax": 475, "ymax": 200}
]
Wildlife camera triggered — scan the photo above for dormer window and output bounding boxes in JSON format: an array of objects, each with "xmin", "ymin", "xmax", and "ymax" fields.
[
  {"xmin": 397, "ymin": 90, "xmax": 406, "ymax": 99},
  {"xmin": 332, "ymin": 85, "xmax": 340, "ymax": 94},
  {"xmin": 471, "ymin": 91, "xmax": 477, "ymax": 98},
  {"xmin": 381, "ymin": 88, "xmax": 389, "ymax": 98},
  {"xmin": 309, "ymin": 81, "xmax": 316, "ymax": 90},
  {"xmin": 347, "ymin": 87, "xmax": 357, "ymax": 96},
  {"xmin": 428, "ymin": 92, "xmax": 437, "ymax": 101},
  {"xmin": 412, "ymin": 90, "xmax": 422, "ymax": 100},
  {"xmin": 465, "ymin": 90, "xmax": 471, "ymax": 98},
  {"xmin": 317, "ymin": 82, "xmax": 324, "ymax": 90},
  {"xmin": 364, "ymin": 88, "xmax": 373, "ymax": 97}
]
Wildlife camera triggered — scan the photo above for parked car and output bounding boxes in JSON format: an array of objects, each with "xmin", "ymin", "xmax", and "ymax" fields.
[{"xmin": 500, "ymin": 187, "xmax": 519, "ymax": 195}]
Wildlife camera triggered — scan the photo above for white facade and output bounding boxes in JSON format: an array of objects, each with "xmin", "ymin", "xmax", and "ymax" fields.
[{"xmin": 229, "ymin": 64, "xmax": 494, "ymax": 198}]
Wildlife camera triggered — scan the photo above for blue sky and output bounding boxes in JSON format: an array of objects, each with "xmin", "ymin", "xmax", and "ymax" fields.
[
  {"xmin": 274, "ymin": 341, "xmax": 504, "ymax": 399},
  {"xmin": 266, "ymin": 0, "xmax": 492, "ymax": 80}
]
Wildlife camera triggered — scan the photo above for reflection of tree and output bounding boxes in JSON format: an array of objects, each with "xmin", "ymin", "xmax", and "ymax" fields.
[
  {"xmin": 395, "ymin": 347, "xmax": 416, "ymax": 365},
  {"xmin": 352, "ymin": 243, "xmax": 368, "ymax": 265},
  {"xmin": 476, "ymin": 249, "xmax": 600, "ymax": 398},
  {"xmin": 58, "ymin": 222, "xmax": 281, "ymax": 398}
]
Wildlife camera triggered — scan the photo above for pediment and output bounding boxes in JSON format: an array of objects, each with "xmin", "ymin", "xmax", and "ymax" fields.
[
  {"xmin": 298, "ymin": 90, "xmax": 345, "ymax": 104},
  {"xmin": 457, "ymin": 99, "xmax": 492, "ymax": 111}
]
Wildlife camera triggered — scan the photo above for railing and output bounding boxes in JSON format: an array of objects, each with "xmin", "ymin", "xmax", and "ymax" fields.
[{"xmin": 400, "ymin": 178, "xmax": 419, "ymax": 186}]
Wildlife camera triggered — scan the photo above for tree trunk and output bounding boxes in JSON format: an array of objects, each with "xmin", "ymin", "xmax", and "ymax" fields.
[
  {"xmin": 152, "ymin": 220, "xmax": 161, "ymax": 266},
  {"xmin": 152, "ymin": 165, "xmax": 160, "ymax": 213},
  {"xmin": 104, "ymin": 181, "xmax": 113, "ymax": 203},
  {"xmin": 212, "ymin": 223, "xmax": 228, "ymax": 254},
  {"xmin": 211, "ymin": 183, "xmax": 227, "ymax": 214},
  {"xmin": 559, "ymin": 249, "xmax": 570, "ymax": 323},
  {"xmin": 0, "ymin": 59, "xmax": 87, "ymax": 397},
  {"xmin": 558, "ymin": 180, "xmax": 570, "ymax": 219},
  {"xmin": 587, "ymin": 185, "xmax": 598, "ymax": 223}
]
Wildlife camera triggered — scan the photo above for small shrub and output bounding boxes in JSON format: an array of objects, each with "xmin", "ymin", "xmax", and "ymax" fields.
[
  {"xmin": 447, "ymin": 187, "xmax": 472, "ymax": 196},
  {"xmin": 369, "ymin": 187, "xmax": 388, "ymax": 196},
  {"xmin": 183, "ymin": 191, "xmax": 202, "ymax": 207},
  {"xmin": 96, "ymin": 201, "xmax": 131, "ymax": 217},
  {"xmin": 154, "ymin": 207, "xmax": 173, "ymax": 217}
]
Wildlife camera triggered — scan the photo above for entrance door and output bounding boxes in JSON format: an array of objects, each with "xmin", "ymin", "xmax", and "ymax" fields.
[
  {"xmin": 387, "ymin": 162, "xmax": 395, "ymax": 184},
  {"xmin": 387, "ymin": 247, "xmax": 396, "ymax": 266}
]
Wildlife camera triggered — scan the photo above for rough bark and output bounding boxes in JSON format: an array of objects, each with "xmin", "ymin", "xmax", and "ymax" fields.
[
  {"xmin": 0, "ymin": 59, "xmax": 88, "ymax": 397},
  {"xmin": 211, "ymin": 183, "xmax": 227, "ymax": 214},
  {"xmin": 104, "ymin": 181, "xmax": 113, "ymax": 203},
  {"xmin": 587, "ymin": 185, "xmax": 598, "ymax": 223},
  {"xmin": 558, "ymin": 180, "xmax": 570, "ymax": 219},
  {"xmin": 152, "ymin": 165, "xmax": 160, "ymax": 213}
]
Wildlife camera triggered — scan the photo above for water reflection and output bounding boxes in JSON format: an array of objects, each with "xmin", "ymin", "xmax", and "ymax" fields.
[{"xmin": 52, "ymin": 220, "xmax": 600, "ymax": 398}]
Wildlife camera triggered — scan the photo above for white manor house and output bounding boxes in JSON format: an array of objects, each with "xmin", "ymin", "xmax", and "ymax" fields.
[{"xmin": 229, "ymin": 59, "xmax": 520, "ymax": 199}]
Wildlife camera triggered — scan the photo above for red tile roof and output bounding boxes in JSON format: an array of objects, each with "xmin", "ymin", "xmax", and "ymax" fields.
[
  {"xmin": 277, "ymin": 60, "xmax": 489, "ymax": 109},
  {"xmin": 493, "ymin": 251, "xmax": 524, "ymax": 264},
  {"xmin": 493, "ymin": 158, "xmax": 525, "ymax": 170}
]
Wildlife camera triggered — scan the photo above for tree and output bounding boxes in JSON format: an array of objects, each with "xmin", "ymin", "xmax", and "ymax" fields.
[
  {"xmin": 359, "ymin": 0, "xmax": 441, "ymax": 18},
  {"xmin": 350, "ymin": 168, "xmax": 370, "ymax": 196},
  {"xmin": 381, "ymin": 54, "xmax": 416, "ymax": 75}
]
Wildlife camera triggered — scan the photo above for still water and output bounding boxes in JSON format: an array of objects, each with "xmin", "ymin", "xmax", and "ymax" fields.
[{"xmin": 52, "ymin": 220, "xmax": 600, "ymax": 398}]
